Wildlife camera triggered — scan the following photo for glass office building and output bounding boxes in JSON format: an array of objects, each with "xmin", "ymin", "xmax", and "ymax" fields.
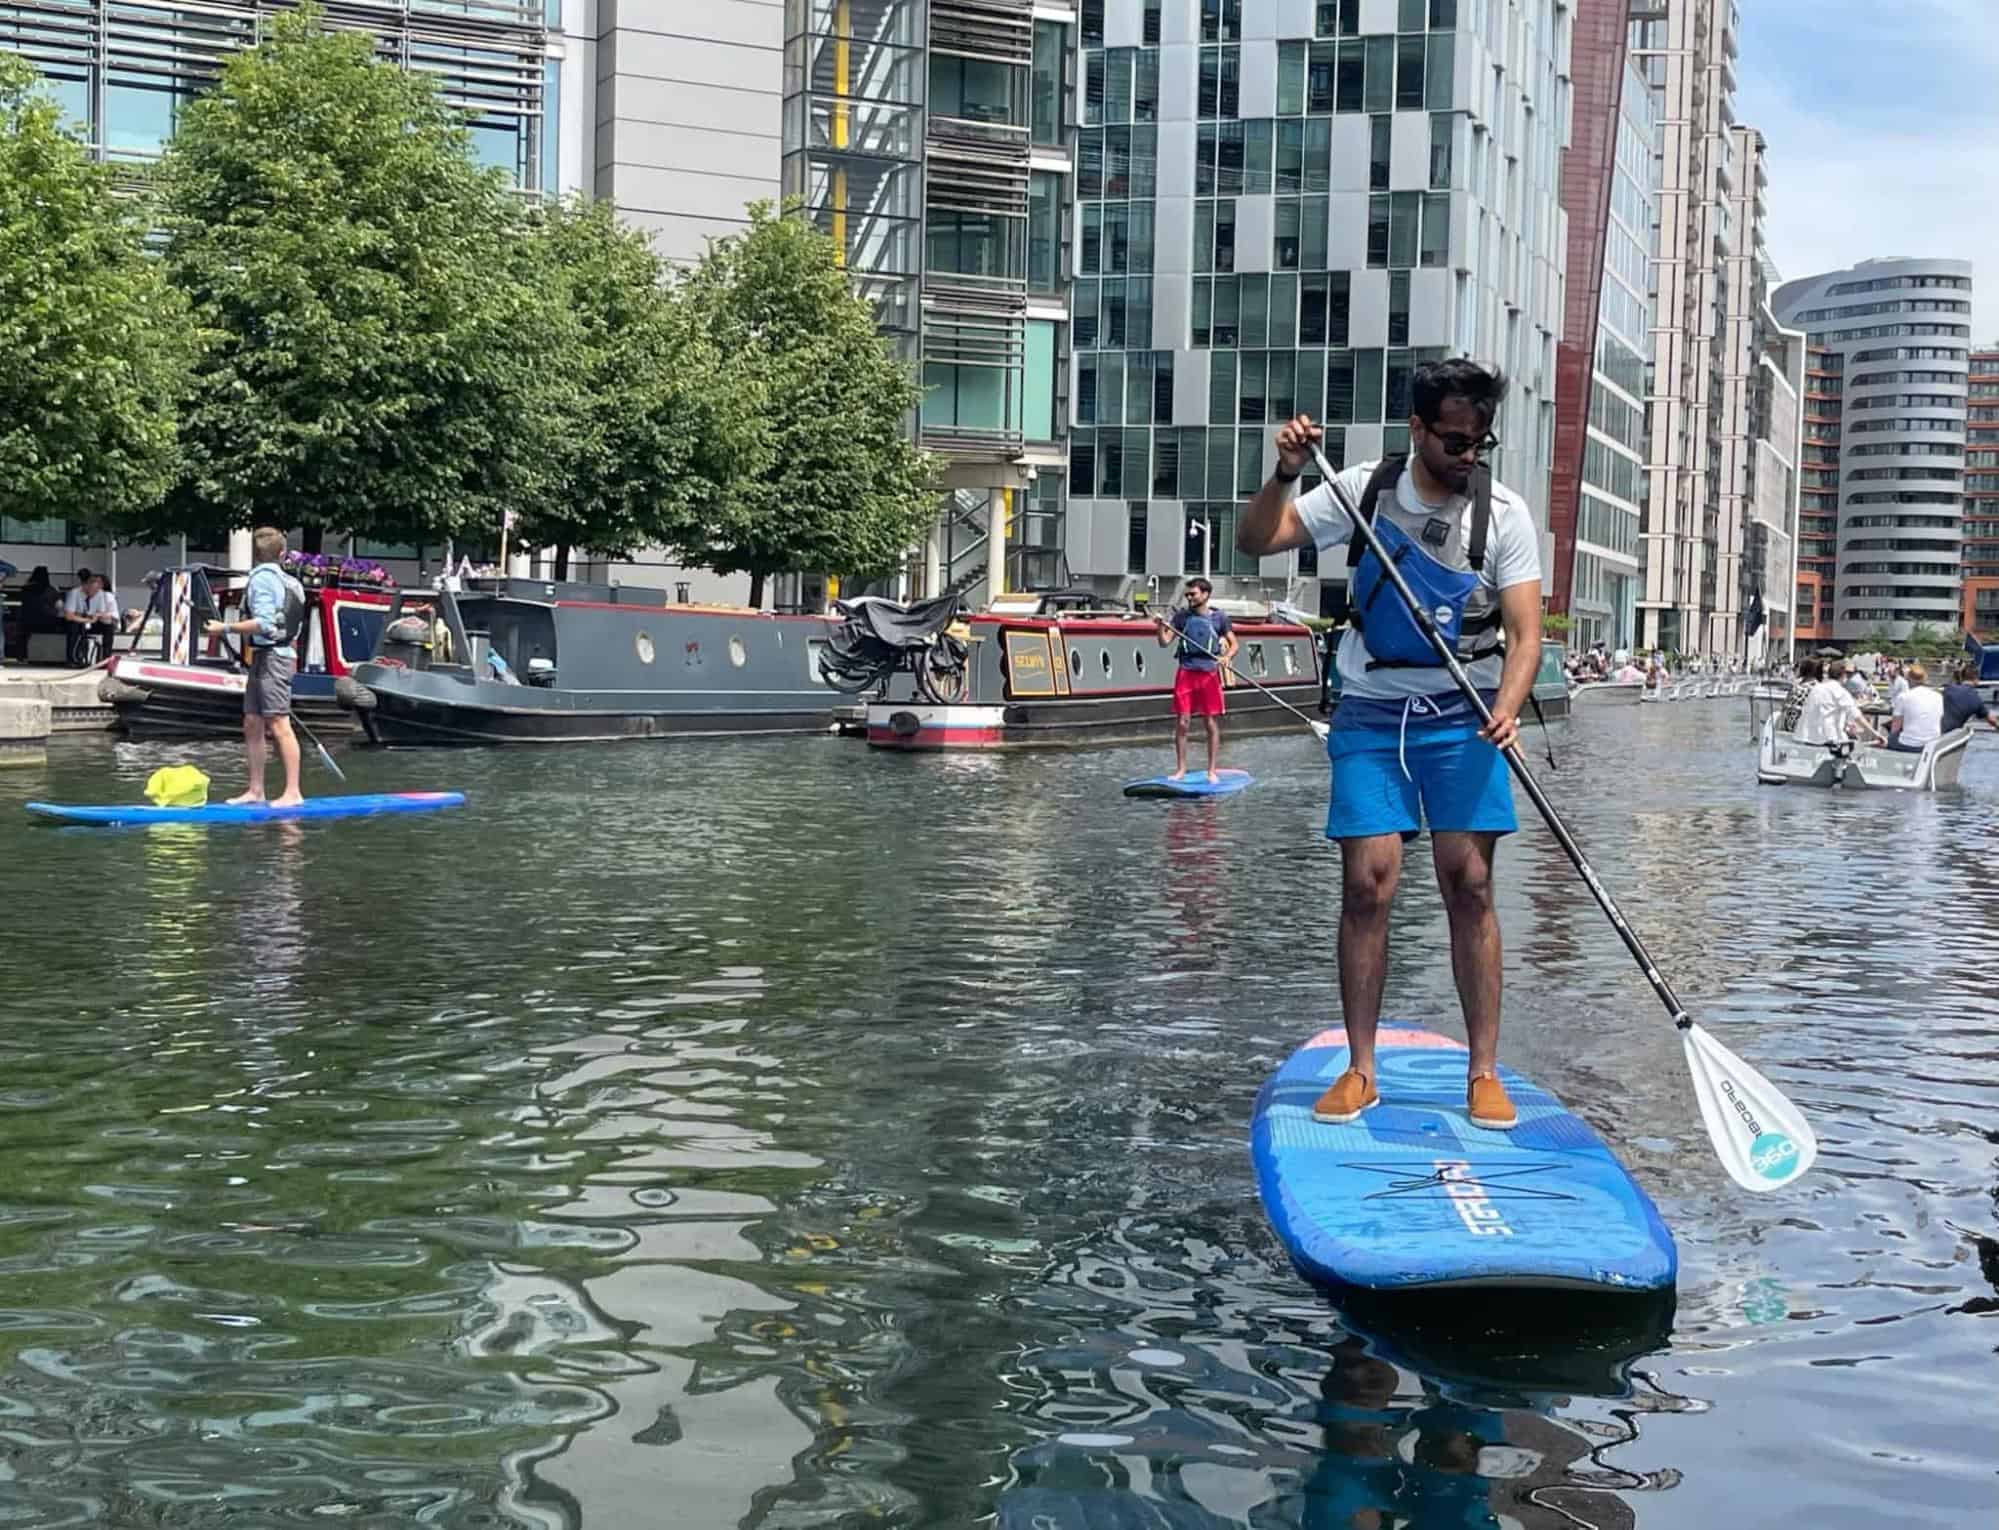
[
  {"xmin": 1056, "ymin": 0, "xmax": 1573, "ymax": 608},
  {"xmin": 0, "ymin": 2, "xmax": 563, "ymax": 189},
  {"xmin": 783, "ymin": 0, "xmax": 1073, "ymax": 602}
]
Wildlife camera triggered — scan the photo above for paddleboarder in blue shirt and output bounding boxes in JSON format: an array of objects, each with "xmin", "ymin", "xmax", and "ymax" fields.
[
  {"xmin": 204, "ymin": 527, "xmax": 307, "ymax": 808},
  {"xmin": 1235, "ymin": 360, "xmax": 1543, "ymax": 1131},
  {"xmin": 1154, "ymin": 576, "xmax": 1238, "ymax": 782}
]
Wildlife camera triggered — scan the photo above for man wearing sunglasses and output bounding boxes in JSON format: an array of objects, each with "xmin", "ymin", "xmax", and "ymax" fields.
[{"xmin": 1235, "ymin": 359, "xmax": 1543, "ymax": 1131}]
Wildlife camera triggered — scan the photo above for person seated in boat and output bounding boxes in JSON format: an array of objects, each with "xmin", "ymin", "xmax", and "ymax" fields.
[
  {"xmin": 1236, "ymin": 359, "xmax": 1542, "ymax": 1132},
  {"xmin": 61, "ymin": 571, "xmax": 121, "ymax": 664},
  {"xmin": 1780, "ymin": 658, "xmax": 1821, "ymax": 731},
  {"xmin": 1797, "ymin": 663, "xmax": 1883, "ymax": 748},
  {"xmin": 1842, "ymin": 664, "xmax": 1872, "ymax": 702},
  {"xmin": 1885, "ymin": 662, "xmax": 1943, "ymax": 753},
  {"xmin": 1941, "ymin": 661, "xmax": 1999, "ymax": 736},
  {"xmin": 1614, "ymin": 659, "xmax": 1644, "ymax": 683},
  {"xmin": 1153, "ymin": 575, "xmax": 1236, "ymax": 782}
]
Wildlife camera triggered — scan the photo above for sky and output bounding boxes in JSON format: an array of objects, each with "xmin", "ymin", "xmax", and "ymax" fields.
[{"xmin": 1733, "ymin": 0, "xmax": 1997, "ymax": 339}]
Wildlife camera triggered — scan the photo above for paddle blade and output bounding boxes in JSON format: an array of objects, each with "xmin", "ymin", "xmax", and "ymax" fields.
[
  {"xmin": 1680, "ymin": 1023, "xmax": 1817, "ymax": 1192},
  {"xmin": 1312, "ymin": 720, "xmax": 1330, "ymax": 739}
]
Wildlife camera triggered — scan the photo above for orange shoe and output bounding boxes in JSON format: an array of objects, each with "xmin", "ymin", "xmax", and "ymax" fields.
[
  {"xmin": 1313, "ymin": 1069, "xmax": 1379, "ymax": 1123},
  {"xmin": 1468, "ymin": 1074, "xmax": 1517, "ymax": 1130}
]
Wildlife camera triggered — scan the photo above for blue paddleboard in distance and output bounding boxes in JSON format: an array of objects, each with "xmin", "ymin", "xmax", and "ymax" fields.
[
  {"xmin": 26, "ymin": 791, "xmax": 467, "ymax": 827},
  {"xmin": 1252, "ymin": 1025, "xmax": 1676, "ymax": 1293},
  {"xmin": 1123, "ymin": 769, "xmax": 1252, "ymax": 799}
]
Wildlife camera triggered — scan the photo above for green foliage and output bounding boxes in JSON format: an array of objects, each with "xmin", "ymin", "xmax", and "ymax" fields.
[
  {"xmin": 1542, "ymin": 611, "xmax": 1573, "ymax": 636},
  {"xmin": 680, "ymin": 203, "xmax": 936, "ymax": 605},
  {"xmin": 0, "ymin": 55, "xmax": 190, "ymax": 534},
  {"xmin": 511, "ymin": 197, "xmax": 760, "ymax": 562},
  {"xmin": 156, "ymin": 7, "xmax": 565, "ymax": 547}
]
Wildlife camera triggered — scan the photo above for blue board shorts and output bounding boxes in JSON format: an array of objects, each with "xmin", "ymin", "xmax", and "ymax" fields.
[{"xmin": 1326, "ymin": 691, "xmax": 1517, "ymax": 841}]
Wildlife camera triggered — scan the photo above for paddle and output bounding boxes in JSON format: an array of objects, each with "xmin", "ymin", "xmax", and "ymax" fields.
[
  {"xmin": 1154, "ymin": 603, "xmax": 1331, "ymax": 740},
  {"xmin": 1308, "ymin": 444, "xmax": 1816, "ymax": 1193},
  {"xmin": 291, "ymin": 712, "xmax": 347, "ymax": 783}
]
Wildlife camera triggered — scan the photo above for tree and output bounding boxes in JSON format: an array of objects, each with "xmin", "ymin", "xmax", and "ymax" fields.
[
  {"xmin": 156, "ymin": 6, "xmax": 567, "ymax": 548},
  {"xmin": 512, "ymin": 197, "xmax": 759, "ymax": 576},
  {"xmin": 0, "ymin": 56, "xmax": 189, "ymax": 537},
  {"xmin": 681, "ymin": 203, "xmax": 935, "ymax": 609}
]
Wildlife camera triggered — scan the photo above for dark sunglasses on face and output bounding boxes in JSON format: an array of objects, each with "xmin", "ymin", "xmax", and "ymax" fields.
[{"xmin": 1430, "ymin": 429, "xmax": 1500, "ymax": 458}]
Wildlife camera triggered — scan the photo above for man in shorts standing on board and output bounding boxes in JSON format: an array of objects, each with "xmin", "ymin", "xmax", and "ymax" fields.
[
  {"xmin": 1155, "ymin": 576, "xmax": 1237, "ymax": 782},
  {"xmin": 204, "ymin": 526, "xmax": 307, "ymax": 807},
  {"xmin": 1235, "ymin": 359, "xmax": 1543, "ymax": 1130}
]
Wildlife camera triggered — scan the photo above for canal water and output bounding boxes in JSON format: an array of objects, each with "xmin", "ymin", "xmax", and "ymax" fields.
[{"xmin": 0, "ymin": 701, "xmax": 1990, "ymax": 1529}]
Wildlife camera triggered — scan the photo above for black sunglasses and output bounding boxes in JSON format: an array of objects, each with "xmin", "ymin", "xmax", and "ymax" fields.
[{"xmin": 1427, "ymin": 428, "xmax": 1500, "ymax": 458}]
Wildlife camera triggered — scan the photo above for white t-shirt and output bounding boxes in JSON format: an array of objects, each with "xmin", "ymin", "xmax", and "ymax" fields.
[
  {"xmin": 1888, "ymin": 675, "xmax": 1909, "ymax": 704},
  {"xmin": 1890, "ymin": 684, "xmax": 1943, "ymax": 746},
  {"xmin": 1294, "ymin": 461, "xmax": 1542, "ymax": 700},
  {"xmin": 63, "ymin": 587, "xmax": 118, "ymax": 622},
  {"xmin": 1794, "ymin": 679, "xmax": 1863, "ymax": 745}
]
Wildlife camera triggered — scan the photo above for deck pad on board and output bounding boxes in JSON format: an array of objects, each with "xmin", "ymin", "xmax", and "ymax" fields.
[
  {"xmin": 1252, "ymin": 1025, "xmax": 1676, "ymax": 1293},
  {"xmin": 27, "ymin": 792, "xmax": 467, "ymax": 826},
  {"xmin": 1122, "ymin": 769, "xmax": 1252, "ymax": 799}
]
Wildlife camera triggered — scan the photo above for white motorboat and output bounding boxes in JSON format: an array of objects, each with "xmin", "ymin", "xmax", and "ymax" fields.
[
  {"xmin": 1756, "ymin": 714, "xmax": 1973, "ymax": 790},
  {"xmin": 1573, "ymin": 679, "xmax": 1646, "ymax": 707}
]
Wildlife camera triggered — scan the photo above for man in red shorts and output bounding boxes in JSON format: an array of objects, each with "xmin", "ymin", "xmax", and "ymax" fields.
[{"xmin": 1154, "ymin": 576, "xmax": 1237, "ymax": 781}]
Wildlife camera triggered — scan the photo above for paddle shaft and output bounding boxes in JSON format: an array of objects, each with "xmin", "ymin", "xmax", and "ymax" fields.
[
  {"xmin": 1155, "ymin": 604, "xmax": 1329, "ymax": 736},
  {"xmin": 1309, "ymin": 446, "xmax": 1692, "ymax": 1028},
  {"xmin": 289, "ymin": 709, "xmax": 346, "ymax": 783}
]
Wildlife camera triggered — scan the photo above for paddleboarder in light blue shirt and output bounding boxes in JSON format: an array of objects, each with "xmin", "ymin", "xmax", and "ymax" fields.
[
  {"xmin": 205, "ymin": 526, "xmax": 307, "ymax": 808},
  {"xmin": 1234, "ymin": 359, "xmax": 1543, "ymax": 1132}
]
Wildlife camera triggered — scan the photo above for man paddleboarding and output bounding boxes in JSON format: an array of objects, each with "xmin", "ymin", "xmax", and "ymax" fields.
[
  {"xmin": 1154, "ymin": 576, "xmax": 1238, "ymax": 782},
  {"xmin": 205, "ymin": 527, "xmax": 307, "ymax": 808},
  {"xmin": 1236, "ymin": 359, "xmax": 1543, "ymax": 1130}
]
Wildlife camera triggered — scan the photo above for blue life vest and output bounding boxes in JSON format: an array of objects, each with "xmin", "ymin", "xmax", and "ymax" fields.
[{"xmin": 1343, "ymin": 457, "xmax": 1502, "ymax": 670}]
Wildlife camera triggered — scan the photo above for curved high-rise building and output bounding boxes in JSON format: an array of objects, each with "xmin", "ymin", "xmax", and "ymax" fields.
[{"xmin": 1771, "ymin": 258, "xmax": 1975, "ymax": 643}]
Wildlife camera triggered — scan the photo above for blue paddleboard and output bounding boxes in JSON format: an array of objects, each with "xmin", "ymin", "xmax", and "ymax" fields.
[
  {"xmin": 1252, "ymin": 1025, "xmax": 1676, "ymax": 1293},
  {"xmin": 26, "ymin": 791, "xmax": 467, "ymax": 827},
  {"xmin": 1122, "ymin": 768, "xmax": 1252, "ymax": 799}
]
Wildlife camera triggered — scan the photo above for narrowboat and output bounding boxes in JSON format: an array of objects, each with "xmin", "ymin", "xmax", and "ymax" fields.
[
  {"xmin": 336, "ymin": 578, "xmax": 844, "ymax": 744},
  {"xmin": 97, "ymin": 565, "xmax": 395, "ymax": 739},
  {"xmin": 864, "ymin": 599, "xmax": 1323, "ymax": 750}
]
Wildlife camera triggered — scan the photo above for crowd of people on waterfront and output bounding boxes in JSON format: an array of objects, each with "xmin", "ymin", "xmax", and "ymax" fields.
[{"xmin": 1563, "ymin": 641, "xmax": 1766, "ymax": 691}]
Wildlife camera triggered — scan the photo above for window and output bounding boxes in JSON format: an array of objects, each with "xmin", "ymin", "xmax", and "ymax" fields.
[
  {"xmin": 1429, "ymin": 112, "xmax": 1453, "ymax": 189},
  {"xmin": 1420, "ymin": 192, "xmax": 1450, "ymax": 267},
  {"xmin": 1032, "ymin": 22, "xmax": 1066, "ymax": 145},
  {"xmin": 1201, "ymin": 0, "xmax": 1242, "ymax": 43},
  {"xmin": 1363, "ymin": 36, "xmax": 1394, "ymax": 112},
  {"xmin": 932, "ymin": 55, "xmax": 1025, "ymax": 127},
  {"xmin": 1336, "ymin": 40, "xmax": 1364, "ymax": 111},
  {"xmin": 1388, "ymin": 272, "xmax": 1410, "ymax": 346},
  {"xmin": 1028, "ymin": 171, "xmax": 1060, "ymax": 292},
  {"xmin": 1395, "ymin": 34, "xmax": 1426, "ymax": 109},
  {"xmin": 1128, "ymin": 503, "xmax": 1148, "ymax": 573},
  {"xmin": 1370, "ymin": 114, "xmax": 1392, "ymax": 191},
  {"xmin": 1274, "ymin": 199, "xmax": 1301, "ymax": 269},
  {"xmin": 1278, "ymin": 41, "xmax": 1307, "ymax": 115}
]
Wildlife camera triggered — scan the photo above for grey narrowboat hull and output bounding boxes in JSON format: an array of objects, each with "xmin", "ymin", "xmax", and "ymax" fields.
[{"xmin": 341, "ymin": 586, "xmax": 846, "ymax": 745}]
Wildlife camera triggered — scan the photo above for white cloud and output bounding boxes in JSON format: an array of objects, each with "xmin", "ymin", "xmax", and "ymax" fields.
[{"xmin": 1736, "ymin": 3, "xmax": 1998, "ymax": 340}]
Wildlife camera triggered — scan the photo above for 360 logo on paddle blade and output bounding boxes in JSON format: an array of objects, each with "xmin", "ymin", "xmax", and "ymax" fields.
[{"xmin": 1749, "ymin": 1132, "xmax": 1799, "ymax": 1180}]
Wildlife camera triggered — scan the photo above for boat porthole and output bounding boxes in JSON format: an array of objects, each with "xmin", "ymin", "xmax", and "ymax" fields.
[
  {"xmin": 1134, "ymin": 649, "xmax": 1146, "ymax": 676},
  {"xmin": 636, "ymin": 632, "xmax": 655, "ymax": 664},
  {"xmin": 1069, "ymin": 648, "xmax": 1082, "ymax": 674},
  {"xmin": 1100, "ymin": 649, "xmax": 1112, "ymax": 676},
  {"xmin": 728, "ymin": 636, "xmax": 747, "ymax": 668}
]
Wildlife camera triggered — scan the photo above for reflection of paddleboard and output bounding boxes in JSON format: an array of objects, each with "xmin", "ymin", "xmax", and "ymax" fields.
[
  {"xmin": 27, "ymin": 791, "xmax": 468, "ymax": 827},
  {"xmin": 1122, "ymin": 769, "xmax": 1252, "ymax": 799},
  {"xmin": 1252, "ymin": 1025, "xmax": 1676, "ymax": 1293}
]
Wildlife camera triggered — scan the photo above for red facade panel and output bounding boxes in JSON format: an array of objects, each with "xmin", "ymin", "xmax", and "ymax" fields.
[{"xmin": 1547, "ymin": 0, "xmax": 1631, "ymax": 617}]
